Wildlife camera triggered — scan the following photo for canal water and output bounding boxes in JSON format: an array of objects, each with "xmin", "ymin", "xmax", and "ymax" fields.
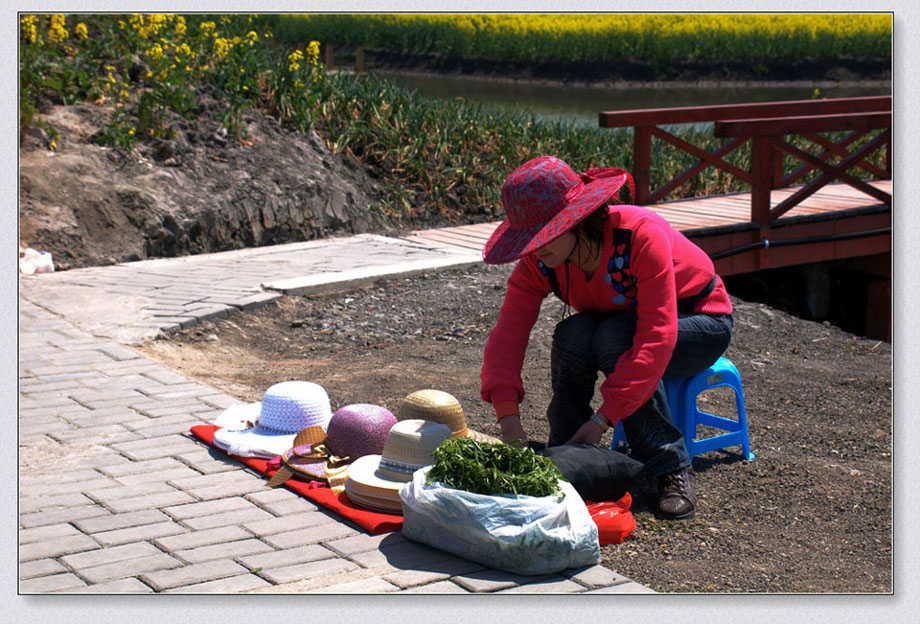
[{"xmin": 375, "ymin": 70, "xmax": 890, "ymax": 127}]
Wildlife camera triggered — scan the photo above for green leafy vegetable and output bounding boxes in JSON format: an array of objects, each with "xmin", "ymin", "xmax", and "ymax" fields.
[{"xmin": 426, "ymin": 437, "xmax": 564, "ymax": 497}]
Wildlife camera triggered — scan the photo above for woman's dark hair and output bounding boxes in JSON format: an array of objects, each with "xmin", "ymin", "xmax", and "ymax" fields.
[{"xmin": 570, "ymin": 204, "xmax": 608, "ymax": 257}]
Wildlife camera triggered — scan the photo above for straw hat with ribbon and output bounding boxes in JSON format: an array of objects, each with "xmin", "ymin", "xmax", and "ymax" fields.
[
  {"xmin": 267, "ymin": 403, "xmax": 397, "ymax": 492},
  {"xmin": 398, "ymin": 389, "xmax": 502, "ymax": 445},
  {"xmin": 345, "ymin": 419, "xmax": 452, "ymax": 514},
  {"xmin": 214, "ymin": 381, "xmax": 332, "ymax": 459},
  {"xmin": 482, "ymin": 155, "xmax": 635, "ymax": 265}
]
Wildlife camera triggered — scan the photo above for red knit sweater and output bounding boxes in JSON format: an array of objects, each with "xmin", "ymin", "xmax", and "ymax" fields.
[{"xmin": 480, "ymin": 205, "xmax": 733, "ymax": 427}]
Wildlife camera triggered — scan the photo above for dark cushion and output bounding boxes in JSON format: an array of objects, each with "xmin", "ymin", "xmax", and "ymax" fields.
[{"xmin": 534, "ymin": 443, "xmax": 644, "ymax": 502}]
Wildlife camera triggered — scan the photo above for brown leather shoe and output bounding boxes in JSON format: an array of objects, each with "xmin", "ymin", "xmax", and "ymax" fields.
[{"xmin": 657, "ymin": 466, "xmax": 697, "ymax": 520}]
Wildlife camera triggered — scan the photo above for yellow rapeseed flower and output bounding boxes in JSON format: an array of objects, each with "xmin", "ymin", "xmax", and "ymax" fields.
[
  {"xmin": 288, "ymin": 49, "xmax": 303, "ymax": 72},
  {"xmin": 214, "ymin": 37, "xmax": 231, "ymax": 59},
  {"xmin": 306, "ymin": 40, "xmax": 321, "ymax": 65},
  {"xmin": 247, "ymin": 30, "xmax": 258, "ymax": 46},
  {"xmin": 175, "ymin": 16, "xmax": 187, "ymax": 37},
  {"xmin": 148, "ymin": 43, "xmax": 164, "ymax": 61},
  {"xmin": 75, "ymin": 22, "xmax": 88, "ymax": 40},
  {"xmin": 48, "ymin": 13, "xmax": 69, "ymax": 43},
  {"xmin": 20, "ymin": 15, "xmax": 38, "ymax": 44}
]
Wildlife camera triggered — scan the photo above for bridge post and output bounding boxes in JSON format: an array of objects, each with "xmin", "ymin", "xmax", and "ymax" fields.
[{"xmin": 632, "ymin": 126, "xmax": 652, "ymax": 205}]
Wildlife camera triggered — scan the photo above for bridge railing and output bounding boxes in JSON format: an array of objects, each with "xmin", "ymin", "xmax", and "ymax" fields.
[{"xmin": 598, "ymin": 96, "xmax": 891, "ymax": 227}]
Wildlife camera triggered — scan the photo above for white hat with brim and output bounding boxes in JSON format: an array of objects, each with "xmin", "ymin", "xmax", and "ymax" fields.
[
  {"xmin": 213, "ymin": 381, "xmax": 332, "ymax": 459},
  {"xmin": 344, "ymin": 419, "xmax": 452, "ymax": 512}
]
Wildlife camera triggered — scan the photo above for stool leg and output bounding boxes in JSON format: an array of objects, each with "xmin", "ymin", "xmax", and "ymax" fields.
[{"xmin": 733, "ymin": 381, "xmax": 754, "ymax": 460}]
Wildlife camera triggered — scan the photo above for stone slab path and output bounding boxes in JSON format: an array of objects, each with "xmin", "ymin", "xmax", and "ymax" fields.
[{"xmin": 17, "ymin": 226, "xmax": 652, "ymax": 594}]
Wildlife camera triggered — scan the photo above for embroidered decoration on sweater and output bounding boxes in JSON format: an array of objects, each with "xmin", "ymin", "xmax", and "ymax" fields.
[
  {"xmin": 537, "ymin": 259, "xmax": 564, "ymax": 301},
  {"xmin": 604, "ymin": 228, "xmax": 637, "ymax": 307}
]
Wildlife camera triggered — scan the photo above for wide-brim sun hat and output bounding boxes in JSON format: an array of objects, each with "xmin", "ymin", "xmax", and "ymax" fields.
[
  {"xmin": 214, "ymin": 380, "xmax": 332, "ymax": 458},
  {"xmin": 398, "ymin": 389, "xmax": 502, "ymax": 445},
  {"xmin": 344, "ymin": 419, "xmax": 452, "ymax": 513},
  {"xmin": 482, "ymin": 156, "xmax": 635, "ymax": 265}
]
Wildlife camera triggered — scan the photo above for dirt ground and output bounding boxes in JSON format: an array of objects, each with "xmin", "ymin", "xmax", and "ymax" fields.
[{"xmin": 139, "ymin": 262, "xmax": 892, "ymax": 594}]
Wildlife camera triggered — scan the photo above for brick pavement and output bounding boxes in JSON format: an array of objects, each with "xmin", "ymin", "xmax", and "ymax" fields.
[{"xmin": 17, "ymin": 230, "xmax": 652, "ymax": 594}]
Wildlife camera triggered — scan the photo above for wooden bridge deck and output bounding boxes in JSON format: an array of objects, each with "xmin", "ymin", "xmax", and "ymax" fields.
[{"xmin": 404, "ymin": 179, "xmax": 892, "ymax": 276}]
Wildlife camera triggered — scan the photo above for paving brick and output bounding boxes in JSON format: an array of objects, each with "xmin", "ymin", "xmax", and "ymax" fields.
[
  {"xmin": 111, "ymin": 436, "xmax": 202, "ymax": 461},
  {"xmin": 57, "ymin": 430, "xmax": 143, "ymax": 446},
  {"xmin": 197, "ymin": 394, "xmax": 240, "ymax": 409},
  {"xmin": 22, "ymin": 478, "xmax": 124, "ymax": 501},
  {"xmin": 310, "ymin": 577, "xmax": 399, "ymax": 593},
  {"xmin": 175, "ymin": 538, "xmax": 273, "ymax": 564},
  {"xmin": 105, "ymin": 490, "xmax": 196, "ymax": 513},
  {"xmin": 19, "ymin": 573, "xmax": 87, "ymax": 593},
  {"xmin": 163, "ymin": 496, "xmax": 257, "ymax": 520},
  {"xmin": 585, "ymin": 581, "xmax": 656, "ymax": 593},
  {"xmin": 381, "ymin": 568, "xmax": 452, "ymax": 589},
  {"xmin": 242, "ymin": 511, "xmax": 331, "ymax": 537},
  {"xmin": 176, "ymin": 448, "xmax": 244, "ymax": 474},
  {"xmin": 140, "ymin": 559, "xmax": 250, "ymax": 591},
  {"xmin": 87, "ymin": 480, "xmax": 182, "ymax": 502},
  {"xmin": 562, "ymin": 564, "xmax": 632, "ymax": 589},
  {"xmin": 79, "ymin": 553, "xmax": 182, "ymax": 585},
  {"xmin": 21, "ymin": 468, "xmax": 106, "ymax": 488},
  {"xmin": 66, "ymin": 577, "xmax": 155, "ymax": 593},
  {"xmin": 260, "ymin": 522, "xmax": 359, "ymax": 549},
  {"xmin": 245, "ymin": 487, "xmax": 315, "ymax": 506},
  {"xmin": 348, "ymin": 539, "xmax": 456, "ymax": 570},
  {"xmin": 154, "ymin": 525, "xmax": 252, "ymax": 551},
  {"xmin": 20, "ymin": 380, "xmax": 85, "ymax": 394},
  {"xmin": 99, "ymin": 457, "xmax": 188, "ymax": 477},
  {"xmin": 183, "ymin": 507, "xmax": 275, "ymax": 531},
  {"xmin": 497, "ymin": 576, "xmax": 586, "ymax": 593},
  {"xmin": 81, "ymin": 374, "xmax": 160, "ymax": 393},
  {"xmin": 325, "ymin": 531, "xmax": 406, "ymax": 556},
  {"xmin": 92, "ymin": 521, "xmax": 188, "ymax": 547},
  {"xmin": 257, "ymin": 557, "xmax": 359, "ymax": 585},
  {"xmin": 234, "ymin": 292, "xmax": 281, "ymax": 310},
  {"xmin": 114, "ymin": 466, "xmax": 203, "ymax": 486},
  {"xmin": 400, "ymin": 580, "xmax": 470, "ymax": 594},
  {"xmin": 93, "ymin": 360, "xmax": 163, "ymax": 376},
  {"xmin": 165, "ymin": 572, "xmax": 272, "ymax": 593},
  {"xmin": 64, "ymin": 408, "xmax": 142, "ymax": 427},
  {"xmin": 48, "ymin": 424, "xmax": 133, "ymax": 443},
  {"xmin": 19, "ymin": 558, "xmax": 68, "ymax": 580},
  {"xmin": 451, "ymin": 569, "xmax": 528, "ymax": 593},
  {"xmin": 19, "ymin": 523, "xmax": 83, "ymax": 544},
  {"xmin": 61, "ymin": 540, "xmax": 163, "ymax": 569},
  {"xmin": 19, "ymin": 534, "xmax": 101, "ymax": 562},
  {"xmin": 168, "ymin": 468, "xmax": 264, "ymax": 490},
  {"xmin": 237, "ymin": 544, "xmax": 335, "ymax": 571},
  {"xmin": 136, "ymin": 403, "xmax": 216, "ymax": 418},
  {"xmin": 19, "ymin": 504, "xmax": 109, "ymax": 528},
  {"xmin": 180, "ymin": 480, "xmax": 270, "ymax": 501},
  {"xmin": 74, "ymin": 510, "xmax": 171, "ymax": 534}
]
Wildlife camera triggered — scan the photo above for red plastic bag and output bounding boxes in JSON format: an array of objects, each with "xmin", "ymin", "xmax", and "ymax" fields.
[{"xmin": 586, "ymin": 492, "xmax": 636, "ymax": 545}]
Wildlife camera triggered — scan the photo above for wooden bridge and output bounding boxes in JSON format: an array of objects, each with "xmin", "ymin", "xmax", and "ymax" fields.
[{"xmin": 406, "ymin": 96, "xmax": 892, "ymax": 338}]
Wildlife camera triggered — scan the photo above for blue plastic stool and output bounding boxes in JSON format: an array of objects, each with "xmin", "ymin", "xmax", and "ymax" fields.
[{"xmin": 610, "ymin": 357, "xmax": 753, "ymax": 461}]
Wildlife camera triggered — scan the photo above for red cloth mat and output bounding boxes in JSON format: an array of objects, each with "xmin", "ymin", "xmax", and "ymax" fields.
[
  {"xmin": 190, "ymin": 425, "xmax": 402, "ymax": 534},
  {"xmin": 190, "ymin": 425, "xmax": 635, "ymax": 543}
]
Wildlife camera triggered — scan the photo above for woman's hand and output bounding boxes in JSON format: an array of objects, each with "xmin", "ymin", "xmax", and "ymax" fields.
[
  {"xmin": 565, "ymin": 419, "xmax": 605, "ymax": 446},
  {"xmin": 499, "ymin": 414, "xmax": 527, "ymax": 447}
]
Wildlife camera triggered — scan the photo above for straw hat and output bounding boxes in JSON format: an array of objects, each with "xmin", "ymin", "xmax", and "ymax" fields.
[
  {"xmin": 482, "ymin": 156, "xmax": 635, "ymax": 265},
  {"xmin": 214, "ymin": 381, "xmax": 332, "ymax": 458},
  {"xmin": 398, "ymin": 389, "xmax": 502, "ymax": 445},
  {"xmin": 344, "ymin": 419, "xmax": 452, "ymax": 514}
]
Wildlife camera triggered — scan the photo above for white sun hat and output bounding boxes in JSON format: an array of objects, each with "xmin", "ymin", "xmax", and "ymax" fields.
[
  {"xmin": 214, "ymin": 381, "xmax": 332, "ymax": 458},
  {"xmin": 344, "ymin": 419, "xmax": 451, "ymax": 514}
]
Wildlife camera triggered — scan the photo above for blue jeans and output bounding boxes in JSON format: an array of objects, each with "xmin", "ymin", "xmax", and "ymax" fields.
[{"xmin": 546, "ymin": 311, "xmax": 733, "ymax": 476}]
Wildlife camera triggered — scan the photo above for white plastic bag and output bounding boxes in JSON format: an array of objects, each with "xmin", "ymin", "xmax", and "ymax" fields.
[{"xmin": 400, "ymin": 467, "xmax": 600, "ymax": 576}]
